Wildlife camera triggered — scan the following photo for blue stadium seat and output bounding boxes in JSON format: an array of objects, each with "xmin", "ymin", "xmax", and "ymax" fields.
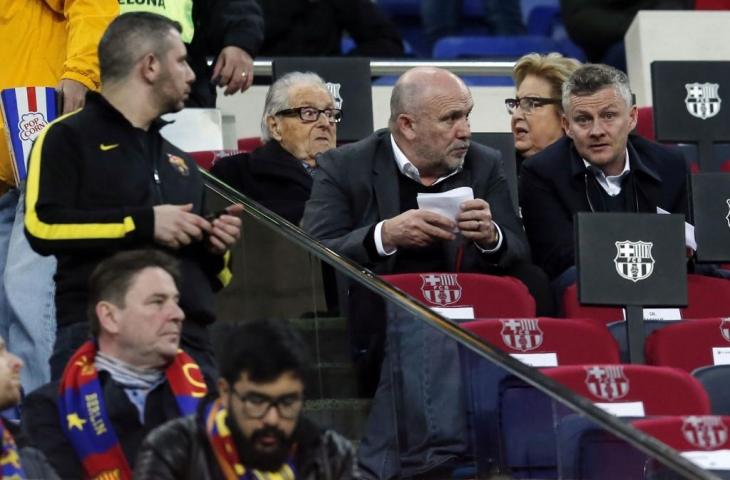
[
  {"xmin": 606, "ymin": 320, "xmax": 674, "ymax": 363},
  {"xmin": 693, "ymin": 365, "xmax": 730, "ymax": 415},
  {"xmin": 526, "ymin": 5, "xmax": 561, "ymax": 36},
  {"xmin": 432, "ymin": 35, "xmax": 562, "ymax": 59}
]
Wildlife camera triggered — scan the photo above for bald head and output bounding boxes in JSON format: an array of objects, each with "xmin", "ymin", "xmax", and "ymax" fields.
[
  {"xmin": 388, "ymin": 67, "xmax": 473, "ymax": 178},
  {"xmin": 389, "ymin": 67, "xmax": 469, "ymax": 129}
]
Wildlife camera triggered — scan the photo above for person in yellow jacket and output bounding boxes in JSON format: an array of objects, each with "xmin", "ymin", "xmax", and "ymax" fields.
[{"xmin": 0, "ymin": 0, "xmax": 117, "ymax": 394}]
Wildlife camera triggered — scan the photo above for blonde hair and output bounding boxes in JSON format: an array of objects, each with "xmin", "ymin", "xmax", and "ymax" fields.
[{"xmin": 513, "ymin": 53, "xmax": 582, "ymax": 107}]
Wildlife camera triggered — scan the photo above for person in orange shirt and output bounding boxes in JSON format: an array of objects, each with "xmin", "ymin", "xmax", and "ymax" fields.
[{"xmin": 0, "ymin": 0, "xmax": 117, "ymax": 393}]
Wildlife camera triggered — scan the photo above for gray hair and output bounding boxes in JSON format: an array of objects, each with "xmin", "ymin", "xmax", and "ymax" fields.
[
  {"xmin": 98, "ymin": 12, "xmax": 182, "ymax": 85},
  {"xmin": 562, "ymin": 63, "xmax": 633, "ymax": 113},
  {"xmin": 261, "ymin": 71, "xmax": 333, "ymax": 142}
]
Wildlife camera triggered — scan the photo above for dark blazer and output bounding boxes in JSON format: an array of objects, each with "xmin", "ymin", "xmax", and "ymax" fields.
[
  {"xmin": 519, "ymin": 134, "xmax": 689, "ymax": 279},
  {"xmin": 211, "ymin": 141, "xmax": 313, "ymax": 224},
  {"xmin": 302, "ymin": 129, "xmax": 529, "ymax": 275},
  {"xmin": 22, "ymin": 374, "xmax": 182, "ymax": 479}
]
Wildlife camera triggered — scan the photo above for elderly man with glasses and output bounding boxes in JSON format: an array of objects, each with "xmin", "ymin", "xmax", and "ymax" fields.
[
  {"xmin": 211, "ymin": 71, "xmax": 339, "ymax": 224},
  {"xmin": 135, "ymin": 320, "xmax": 360, "ymax": 479}
]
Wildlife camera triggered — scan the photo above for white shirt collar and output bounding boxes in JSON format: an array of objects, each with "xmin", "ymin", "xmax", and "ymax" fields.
[
  {"xmin": 583, "ymin": 147, "xmax": 631, "ymax": 197},
  {"xmin": 390, "ymin": 134, "xmax": 462, "ymax": 185}
]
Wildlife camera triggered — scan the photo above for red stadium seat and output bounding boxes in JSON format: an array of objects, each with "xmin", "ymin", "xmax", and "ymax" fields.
[
  {"xmin": 462, "ymin": 317, "xmax": 620, "ymax": 364},
  {"xmin": 635, "ymin": 106, "xmax": 655, "ymax": 141},
  {"xmin": 237, "ymin": 137, "xmax": 263, "ymax": 152},
  {"xmin": 381, "ymin": 272, "xmax": 536, "ymax": 318},
  {"xmin": 633, "ymin": 415, "xmax": 730, "ymax": 452},
  {"xmin": 562, "ymin": 274, "xmax": 730, "ymax": 325},
  {"xmin": 694, "ymin": 0, "xmax": 730, "ymax": 9},
  {"xmin": 189, "ymin": 149, "xmax": 240, "ymax": 171},
  {"xmin": 645, "ymin": 318, "xmax": 730, "ymax": 372},
  {"xmin": 543, "ymin": 365, "xmax": 711, "ymax": 414}
]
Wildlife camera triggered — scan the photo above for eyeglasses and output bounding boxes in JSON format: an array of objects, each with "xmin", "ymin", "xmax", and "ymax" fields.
[
  {"xmin": 275, "ymin": 106, "xmax": 343, "ymax": 124},
  {"xmin": 232, "ymin": 391, "xmax": 303, "ymax": 420},
  {"xmin": 505, "ymin": 96, "xmax": 561, "ymax": 115}
]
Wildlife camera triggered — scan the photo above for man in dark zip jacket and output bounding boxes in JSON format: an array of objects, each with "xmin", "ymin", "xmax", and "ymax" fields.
[{"xmin": 24, "ymin": 12, "xmax": 242, "ymax": 381}]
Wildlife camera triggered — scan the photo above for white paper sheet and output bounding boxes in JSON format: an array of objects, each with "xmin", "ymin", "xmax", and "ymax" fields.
[
  {"xmin": 682, "ymin": 450, "xmax": 730, "ymax": 470},
  {"xmin": 417, "ymin": 187, "xmax": 474, "ymax": 227},
  {"xmin": 510, "ymin": 352, "xmax": 559, "ymax": 367},
  {"xmin": 713, "ymin": 347, "xmax": 730, "ymax": 365},
  {"xmin": 431, "ymin": 306, "xmax": 475, "ymax": 320},
  {"xmin": 593, "ymin": 401, "xmax": 645, "ymax": 417}
]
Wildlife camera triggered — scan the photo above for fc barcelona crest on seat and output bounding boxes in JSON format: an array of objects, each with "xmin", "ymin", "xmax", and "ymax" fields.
[
  {"xmin": 682, "ymin": 416, "xmax": 728, "ymax": 450},
  {"xmin": 614, "ymin": 241, "xmax": 655, "ymax": 283},
  {"xmin": 419, "ymin": 273, "xmax": 462, "ymax": 306},
  {"xmin": 584, "ymin": 365, "xmax": 630, "ymax": 401},
  {"xmin": 500, "ymin": 319, "xmax": 543, "ymax": 352},
  {"xmin": 685, "ymin": 82, "xmax": 721, "ymax": 120}
]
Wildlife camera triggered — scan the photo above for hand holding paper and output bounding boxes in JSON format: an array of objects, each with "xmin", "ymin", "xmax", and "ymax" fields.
[
  {"xmin": 457, "ymin": 198, "xmax": 500, "ymax": 249},
  {"xmin": 381, "ymin": 209, "xmax": 456, "ymax": 250}
]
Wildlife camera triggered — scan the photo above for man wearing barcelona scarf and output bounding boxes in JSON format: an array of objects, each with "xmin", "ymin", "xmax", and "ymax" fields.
[
  {"xmin": 21, "ymin": 250, "xmax": 209, "ymax": 480},
  {"xmin": 0, "ymin": 335, "xmax": 58, "ymax": 479},
  {"xmin": 135, "ymin": 320, "xmax": 360, "ymax": 480}
]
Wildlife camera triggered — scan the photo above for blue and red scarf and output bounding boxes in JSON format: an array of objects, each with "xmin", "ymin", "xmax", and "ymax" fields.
[
  {"xmin": 58, "ymin": 340, "xmax": 208, "ymax": 480},
  {"xmin": 0, "ymin": 419, "xmax": 26, "ymax": 479},
  {"xmin": 205, "ymin": 398, "xmax": 297, "ymax": 480}
]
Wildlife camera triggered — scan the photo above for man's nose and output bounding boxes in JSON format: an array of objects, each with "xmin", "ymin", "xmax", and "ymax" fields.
[{"xmin": 261, "ymin": 404, "xmax": 281, "ymax": 425}]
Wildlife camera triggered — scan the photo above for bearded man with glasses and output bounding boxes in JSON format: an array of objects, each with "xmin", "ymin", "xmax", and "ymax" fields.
[
  {"xmin": 212, "ymin": 71, "xmax": 339, "ymax": 225},
  {"xmin": 135, "ymin": 320, "xmax": 359, "ymax": 479}
]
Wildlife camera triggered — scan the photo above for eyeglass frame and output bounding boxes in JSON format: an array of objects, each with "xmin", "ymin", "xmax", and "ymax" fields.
[
  {"xmin": 504, "ymin": 96, "xmax": 562, "ymax": 115},
  {"xmin": 275, "ymin": 106, "xmax": 343, "ymax": 124},
  {"xmin": 230, "ymin": 390, "xmax": 304, "ymax": 420}
]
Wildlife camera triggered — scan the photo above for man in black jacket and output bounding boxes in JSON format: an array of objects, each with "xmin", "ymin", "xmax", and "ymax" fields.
[
  {"xmin": 519, "ymin": 64, "xmax": 689, "ymax": 288},
  {"xmin": 135, "ymin": 320, "xmax": 360, "ymax": 479},
  {"xmin": 211, "ymin": 71, "xmax": 338, "ymax": 224},
  {"xmin": 119, "ymin": 0, "xmax": 264, "ymax": 107},
  {"xmin": 258, "ymin": 0, "xmax": 404, "ymax": 58},
  {"xmin": 22, "ymin": 250, "xmax": 210, "ymax": 480},
  {"xmin": 25, "ymin": 13, "xmax": 242, "ymax": 380}
]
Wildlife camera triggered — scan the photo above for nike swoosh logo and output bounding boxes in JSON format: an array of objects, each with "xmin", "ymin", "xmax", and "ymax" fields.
[{"xmin": 100, "ymin": 143, "xmax": 119, "ymax": 151}]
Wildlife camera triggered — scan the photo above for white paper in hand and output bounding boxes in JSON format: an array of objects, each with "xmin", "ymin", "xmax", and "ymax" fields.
[{"xmin": 417, "ymin": 187, "xmax": 474, "ymax": 230}]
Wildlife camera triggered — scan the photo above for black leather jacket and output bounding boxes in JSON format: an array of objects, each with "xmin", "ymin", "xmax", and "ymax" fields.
[{"xmin": 134, "ymin": 400, "xmax": 360, "ymax": 480}]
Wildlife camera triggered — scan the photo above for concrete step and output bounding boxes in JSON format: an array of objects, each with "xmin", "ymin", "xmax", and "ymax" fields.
[
  {"xmin": 305, "ymin": 362, "xmax": 360, "ymax": 399},
  {"xmin": 289, "ymin": 316, "xmax": 352, "ymax": 365},
  {"xmin": 303, "ymin": 398, "xmax": 372, "ymax": 442}
]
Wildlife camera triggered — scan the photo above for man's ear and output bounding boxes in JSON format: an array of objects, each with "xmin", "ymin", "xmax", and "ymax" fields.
[
  {"xmin": 96, "ymin": 301, "xmax": 120, "ymax": 335},
  {"xmin": 140, "ymin": 53, "xmax": 160, "ymax": 84},
  {"xmin": 628, "ymin": 104, "xmax": 638, "ymax": 132},
  {"xmin": 266, "ymin": 116, "xmax": 283, "ymax": 142},
  {"xmin": 217, "ymin": 377, "xmax": 230, "ymax": 396},
  {"xmin": 397, "ymin": 114, "xmax": 417, "ymax": 141},
  {"xmin": 561, "ymin": 113, "xmax": 572, "ymax": 138}
]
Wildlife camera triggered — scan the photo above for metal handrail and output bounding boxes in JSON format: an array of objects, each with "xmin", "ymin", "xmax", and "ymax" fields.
[
  {"xmin": 202, "ymin": 170, "xmax": 714, "ymax": 479},
  {"xmin": 252, "ymin": 59, "xmax": 515, "ymax": 77}
]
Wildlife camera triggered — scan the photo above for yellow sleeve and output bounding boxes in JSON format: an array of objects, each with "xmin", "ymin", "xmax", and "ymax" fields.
[{"xmin": 61, "ymin": 0, "xmax": 119, "ymax": 91}]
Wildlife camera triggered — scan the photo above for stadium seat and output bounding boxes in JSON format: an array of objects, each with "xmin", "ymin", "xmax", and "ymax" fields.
[
  {"xmin": 635, "ymin": 106, "xmax": 656, "ymax": 140},
  {"xmin": 463, "ymin": 317, "xmax": 621, "ymax": 365},
  {"xmin": 562, "ymin": 274, "xmax": 730, "ymax": 325},
  {"xmin": 695, "ymin": 0, "xmax": 730, "ymax": 9},
  {"xmin": 432, "ymin": 35, "xmax": 562, "ymax": 60},
  {"xmin": 381, "ymin": 272, "xmax": 536, "ymax": 318},
  {"xmin": 500, "ymin": 364, "xmax": 711, "ymax": 477},
  {"xmin": 633, "ymin": 416, "xmax": 730, "ymax": 479},
  {"xmin": 526, "ymin": 5, "xmax": 561, "ymax": 36},
  {"xmin": 559, "ymin": 415, "xmax": 730, "ymax": 480},
  {"xmin": 606, "ymin": 320, "xmax": 673, "ymax": 363},
  {"xmin": 462, "ymin": 317, "xmax": 621, "ymax": 474},
  {"xmin": 693, "ymin": 365, "xmax": 730, "ymax": 415},
  {"xmin": 189, "ymin": 149, "xmax": 240, "ymax": 171},
  {"xmin": 236, "ymin": 137, "xmax": 263, "ymax": 153},
  {"xmin": 645, "ymin": 318, "xmax": 730, "ymax": 372}
]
